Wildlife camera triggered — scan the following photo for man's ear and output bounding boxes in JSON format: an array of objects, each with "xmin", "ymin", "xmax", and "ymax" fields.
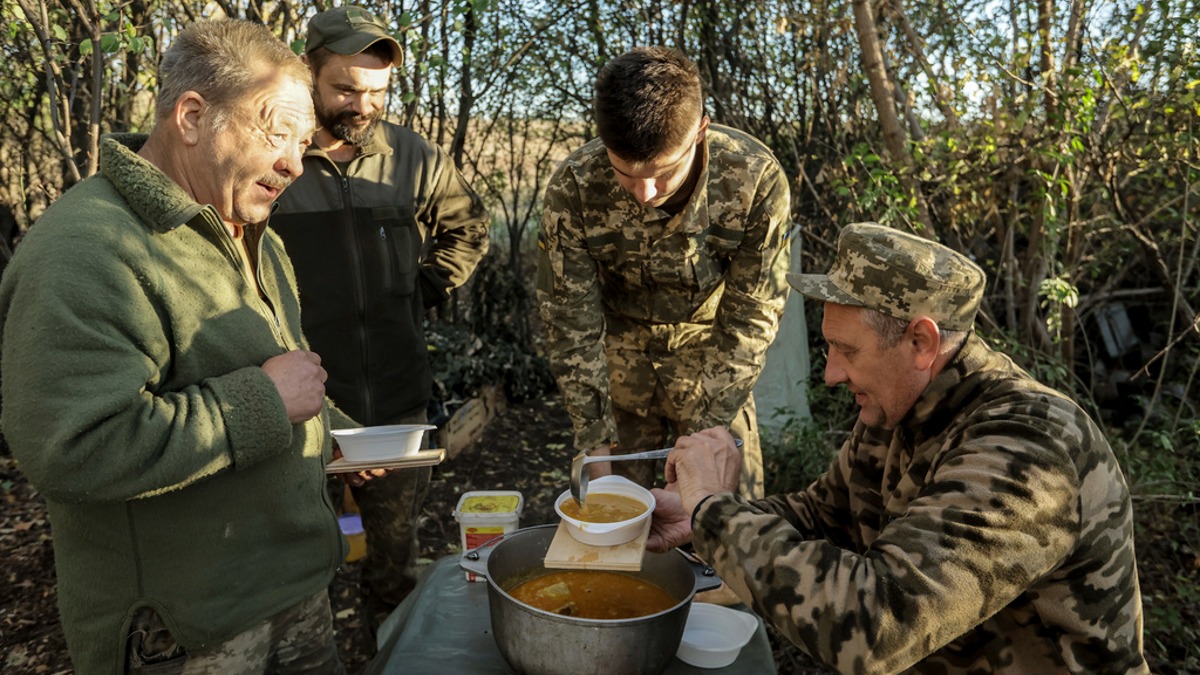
[
  {"xmin": 908, "ymin": 316, "xmax": 941, "ymax": 371},
  {"xmin": 174, "ymin": 91, "xmax": 207, "ymax": 147}
]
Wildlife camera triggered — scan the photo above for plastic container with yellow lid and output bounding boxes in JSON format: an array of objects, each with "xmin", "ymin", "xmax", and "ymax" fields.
[{"xmin": 453, "ymin": 490, "xmax": 524, "ymax": 581}]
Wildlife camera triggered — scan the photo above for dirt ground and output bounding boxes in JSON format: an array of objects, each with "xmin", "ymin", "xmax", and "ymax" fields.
[{"xmin": 2, "ymin": 393, "xmax": 1191, "ymax": 673}]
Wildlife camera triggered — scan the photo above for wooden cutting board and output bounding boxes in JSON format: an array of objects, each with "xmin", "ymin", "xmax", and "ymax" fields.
[
  {"xmin": 324, "ymin": 448, "xmax": 446, "ymax": 474},
  {"xmin": 542, "ymin": 519, "xmax": 651, "ymax": 571}
]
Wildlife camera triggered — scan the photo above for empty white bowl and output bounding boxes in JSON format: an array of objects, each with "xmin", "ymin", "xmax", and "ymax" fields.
[
  {"xmin": 675, "ymin": 602, "xmax": 759, "ymax": 668},
  {"xmin": 331, "ymin": 424, "xmax": 436, "ymax": 463},
  {"xmin": 553, "ymin": 475, "xmax": 655, "ymax": 546}
]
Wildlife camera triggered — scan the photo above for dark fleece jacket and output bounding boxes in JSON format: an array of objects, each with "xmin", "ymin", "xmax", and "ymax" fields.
[{"xmin": 0, "ymin": 134, "xmax": 348, "ymax": 674}]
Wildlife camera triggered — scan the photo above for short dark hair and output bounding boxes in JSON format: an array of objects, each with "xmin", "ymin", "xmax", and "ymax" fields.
[{"xmin": 594, "ymin": 46, "xmax": 703, "ymax": 162}]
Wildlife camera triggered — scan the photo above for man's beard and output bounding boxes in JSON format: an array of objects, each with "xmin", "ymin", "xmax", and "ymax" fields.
[{"xmin": 318, "ymin": 106, "xmax": 383, "ymax": 147}]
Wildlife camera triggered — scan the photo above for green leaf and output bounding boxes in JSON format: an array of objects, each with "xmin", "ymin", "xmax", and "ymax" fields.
[
  {"xmin": 79, "ymin": 38, "xmax": 93, "ymax": 56},
  {"xmin": 52, "ymin": 23, "xmax": 67, "ymax": 41},
  {"xmin": 100, "ymin": 34, "xmax": 120, "ymax": 53},
  {"xmin": 401, "ymin": 91, "xmax": 417, "ymax": 104}
]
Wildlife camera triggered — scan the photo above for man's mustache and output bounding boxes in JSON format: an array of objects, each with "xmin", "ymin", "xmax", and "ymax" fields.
[
  {"xmin": 336, "ymin": 111, "xmax": 374, "ymax": 125},
  {"xmin": 260, "ymin": 175, "xmax": 294, "ymax": 190}
]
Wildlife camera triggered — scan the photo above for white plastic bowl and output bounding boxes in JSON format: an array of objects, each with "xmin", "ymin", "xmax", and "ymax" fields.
[
  {"xmin": 330, "ymin": 424, "xmax": 436, "ymax": 463},
  {"xmin": 553, "ymin": 475, "xmax": 655, "ymax": 546},
  {"xmin": 675, "ymin": 602, "xmax": 759, "ymax": 669}
]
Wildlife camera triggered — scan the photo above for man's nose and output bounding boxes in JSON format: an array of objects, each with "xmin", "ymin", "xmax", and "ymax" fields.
[
  {"xmin": 351, "ymin": 92, "xmax": 376, "ymax": 115},
  {"xmin": 632, "ymin": 180, "xmax": 657, "ymax": 205},
  {"xmin": 824, "ymin": 355, "xmax": 847, "ymax": 387},
  {"xmin": 277, "ymin": 146, "xmax": 305, "ymax": 178}
]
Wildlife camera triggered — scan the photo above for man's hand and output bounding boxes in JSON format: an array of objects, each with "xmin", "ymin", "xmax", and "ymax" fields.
[
  {"xmin": 261, "ymin": 350, "xmax": 327, "ymax": 423},
  {"xmin": 647, "ymin": 486, "xmax": 693, "ymax": 553},
  {"xmin": 330, "ymin": 444, "xmax": 391, "ymax": 487},
  {"xmin": 665, "ymin": 426, "xmax": 742, "ymax": 515}
]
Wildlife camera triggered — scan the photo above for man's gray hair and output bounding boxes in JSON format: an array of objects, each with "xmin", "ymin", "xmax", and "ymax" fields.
[
  {"xmin": 155, "ymin": 19, "xmax": 310, "ymax": 128},
  {"xmin": 862, "ymin": 308, "xmax": 967, "ymax": 354}
]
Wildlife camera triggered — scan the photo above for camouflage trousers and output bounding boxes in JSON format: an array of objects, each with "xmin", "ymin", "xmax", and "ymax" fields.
[
  {"xmin": 330, "ymin": 409, "xmax": 431, "ymax": 631},
  {"xmin": 124, "ymin": 590, "xmax": 344, "ymax": 674},
  {"xmin": 607, "ymin": 349, "xmax": 764, "ymax": 499}
]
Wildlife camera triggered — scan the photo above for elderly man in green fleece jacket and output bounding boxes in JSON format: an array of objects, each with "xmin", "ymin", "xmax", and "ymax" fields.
[{"xmin": 0, "ymin": 20, "xmax": 354, "ymax": 675}]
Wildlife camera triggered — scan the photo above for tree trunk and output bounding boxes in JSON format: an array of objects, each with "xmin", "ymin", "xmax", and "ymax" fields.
[
  {"xmin": 449, "ymin": 4, "xmax": 476, "ymax": 169},
  {"xmin": 890, "ymin": 0, "xmax": 958, "ymax": 128},
  {"xmin": 850, "ymin": 0, "xmax": 935, "ymax": 236}
]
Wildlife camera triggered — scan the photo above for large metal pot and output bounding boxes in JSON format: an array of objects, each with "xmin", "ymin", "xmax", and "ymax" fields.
[{"xmin": 460, "ymin": 524, "xmax": 722, "ymax": 675}]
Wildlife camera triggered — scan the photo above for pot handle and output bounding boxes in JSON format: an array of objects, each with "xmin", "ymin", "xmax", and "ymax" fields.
[
  {"xmin": 457, "ymin": 531, "xmax": 512, "ymax": 578},
  {"xmin": 677, "ymin": 547, "xmax": 724, "ymax": 594}
]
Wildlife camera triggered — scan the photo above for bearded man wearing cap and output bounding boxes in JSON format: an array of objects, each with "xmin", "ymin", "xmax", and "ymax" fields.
[
  {"xmin": 271, "ymin": 5, "xmax": 489, "ymax": 631},
  {"xmin": 647, "ymin": 222, "xmax": 1147, "ymax": 674}
]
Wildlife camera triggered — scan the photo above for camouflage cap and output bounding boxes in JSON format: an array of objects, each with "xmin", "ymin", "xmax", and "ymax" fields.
[
  {"xmin": 787, "ymin": 222, "xmax": 986, "ymax": 330},
  {"xmin": 306, "ymin": 6, "xmax": 402, "ymax": 67}
]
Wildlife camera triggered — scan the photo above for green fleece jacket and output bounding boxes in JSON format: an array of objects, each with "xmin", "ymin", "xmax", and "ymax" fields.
[{"xmin": 0, "ymin": 134, "xmax": 349, "ymax": 674}]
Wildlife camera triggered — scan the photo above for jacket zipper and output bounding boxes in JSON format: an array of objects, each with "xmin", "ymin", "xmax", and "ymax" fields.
[
  {"xmin": 341, "ymin": 173, "xmax": 376, "ymax": 423},
  {"xmin": 213, "ymin": 214, "xmax": 285, "ymax": 344},
  {"xmin": 250, "ymin": 231, "xmax": 285, "ymax": 343}
]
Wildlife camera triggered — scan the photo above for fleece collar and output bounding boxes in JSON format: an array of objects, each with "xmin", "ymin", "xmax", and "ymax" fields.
[{"xmin": 99, "ymin": 133, "xmax": 206, "ymax": 233}]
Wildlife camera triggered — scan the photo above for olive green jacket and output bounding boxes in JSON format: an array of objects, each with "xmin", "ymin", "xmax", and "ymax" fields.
[
  {"xmin": 0, "ymin": 134, "xmax": 349, "ymax": 674},
  {"xmin": 271, "ymin": 120, "xmax": 489, "ymax": 425}
]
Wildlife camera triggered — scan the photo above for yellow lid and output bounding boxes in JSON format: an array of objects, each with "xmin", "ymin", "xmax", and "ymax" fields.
[{"xmin": 460, "ymin": 494, "xmax": 520, "ymax": 513}]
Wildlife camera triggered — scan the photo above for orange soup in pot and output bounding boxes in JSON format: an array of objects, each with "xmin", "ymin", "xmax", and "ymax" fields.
[{"xmin": 507, "ymin": 570, "xmax": 675, "ymax": 619}]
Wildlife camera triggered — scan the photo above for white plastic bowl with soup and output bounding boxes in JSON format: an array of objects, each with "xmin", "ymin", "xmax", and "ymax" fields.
[{"xmin": 554, "ymin": 475, "xmax": 655, "ymax": 546}]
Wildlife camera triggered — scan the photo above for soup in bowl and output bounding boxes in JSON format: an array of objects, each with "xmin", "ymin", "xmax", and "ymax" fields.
[{"xmin": 554, "ymin": 475, "xmax": 655, "ymax": 546}]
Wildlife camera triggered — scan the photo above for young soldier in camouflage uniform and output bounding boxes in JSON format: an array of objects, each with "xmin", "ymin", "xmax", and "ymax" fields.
[
  {"xmin": 537, "ymin": 47, "xmax": 791, "ymax": 497},
  {"xmin": 271, "ymin": 6, "xmax": 490, "ymax": 631},
  {"xmin": 649, "ymin": 223, "xmax": 1148, "ymax": 674}
]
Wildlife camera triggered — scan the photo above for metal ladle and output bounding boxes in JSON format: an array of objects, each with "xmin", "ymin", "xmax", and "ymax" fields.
[{"xmin": 569, "ymin": 438, "xmax": 743, "ymax": 505}]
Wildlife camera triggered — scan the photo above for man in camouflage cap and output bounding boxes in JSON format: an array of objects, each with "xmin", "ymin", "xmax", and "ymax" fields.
[
  {"xmin": 648, "ymin": 222, "xmax": 1148, "ymax": 673},
  {"xmin": 536, "ymin": 47, "xmax": 791, "ymax": 498}
]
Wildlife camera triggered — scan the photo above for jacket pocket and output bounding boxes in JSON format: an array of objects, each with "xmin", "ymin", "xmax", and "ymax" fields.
[{"xmin": 371, "ymin": 206, "xmax": 419, "ymax": 296}]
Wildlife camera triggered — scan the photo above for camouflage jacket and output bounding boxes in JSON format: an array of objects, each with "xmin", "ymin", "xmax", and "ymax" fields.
[
  {"xmin": 692, "ymin": 334, "xmax": 1147, "ymax": 674},
  {"xmin": 536, "ymin": 125, "xmax": 791, "ymax": 450}
]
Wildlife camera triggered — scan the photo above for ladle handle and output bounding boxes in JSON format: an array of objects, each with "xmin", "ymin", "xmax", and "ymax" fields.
[
  {"xmin": 581, "ymin": 447, "xmax": 672, "ymax": 464},
  {"xmin": 582, "ymin": 438, "xmax": 742, "ymax": 465}
]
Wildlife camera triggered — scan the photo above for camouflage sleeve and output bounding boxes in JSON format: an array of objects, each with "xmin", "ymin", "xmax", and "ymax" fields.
[
  {"xmin": 752, "ymin": 436, "xmax": 859, "ymax": 546},
  {"xmin": 691, "ymin": 417, "xmax": 1080, "ymax": 674},
  {"xmin": 535, "ymin": 165, "xmax": 617, "ymax": 450},
  {"xmin": 418, "ymin": 145, "xmax": 491, "ymax": 308},
  {"xmin": 692, "ymin": 160, "xmax": 791, "ymax": 431}
]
